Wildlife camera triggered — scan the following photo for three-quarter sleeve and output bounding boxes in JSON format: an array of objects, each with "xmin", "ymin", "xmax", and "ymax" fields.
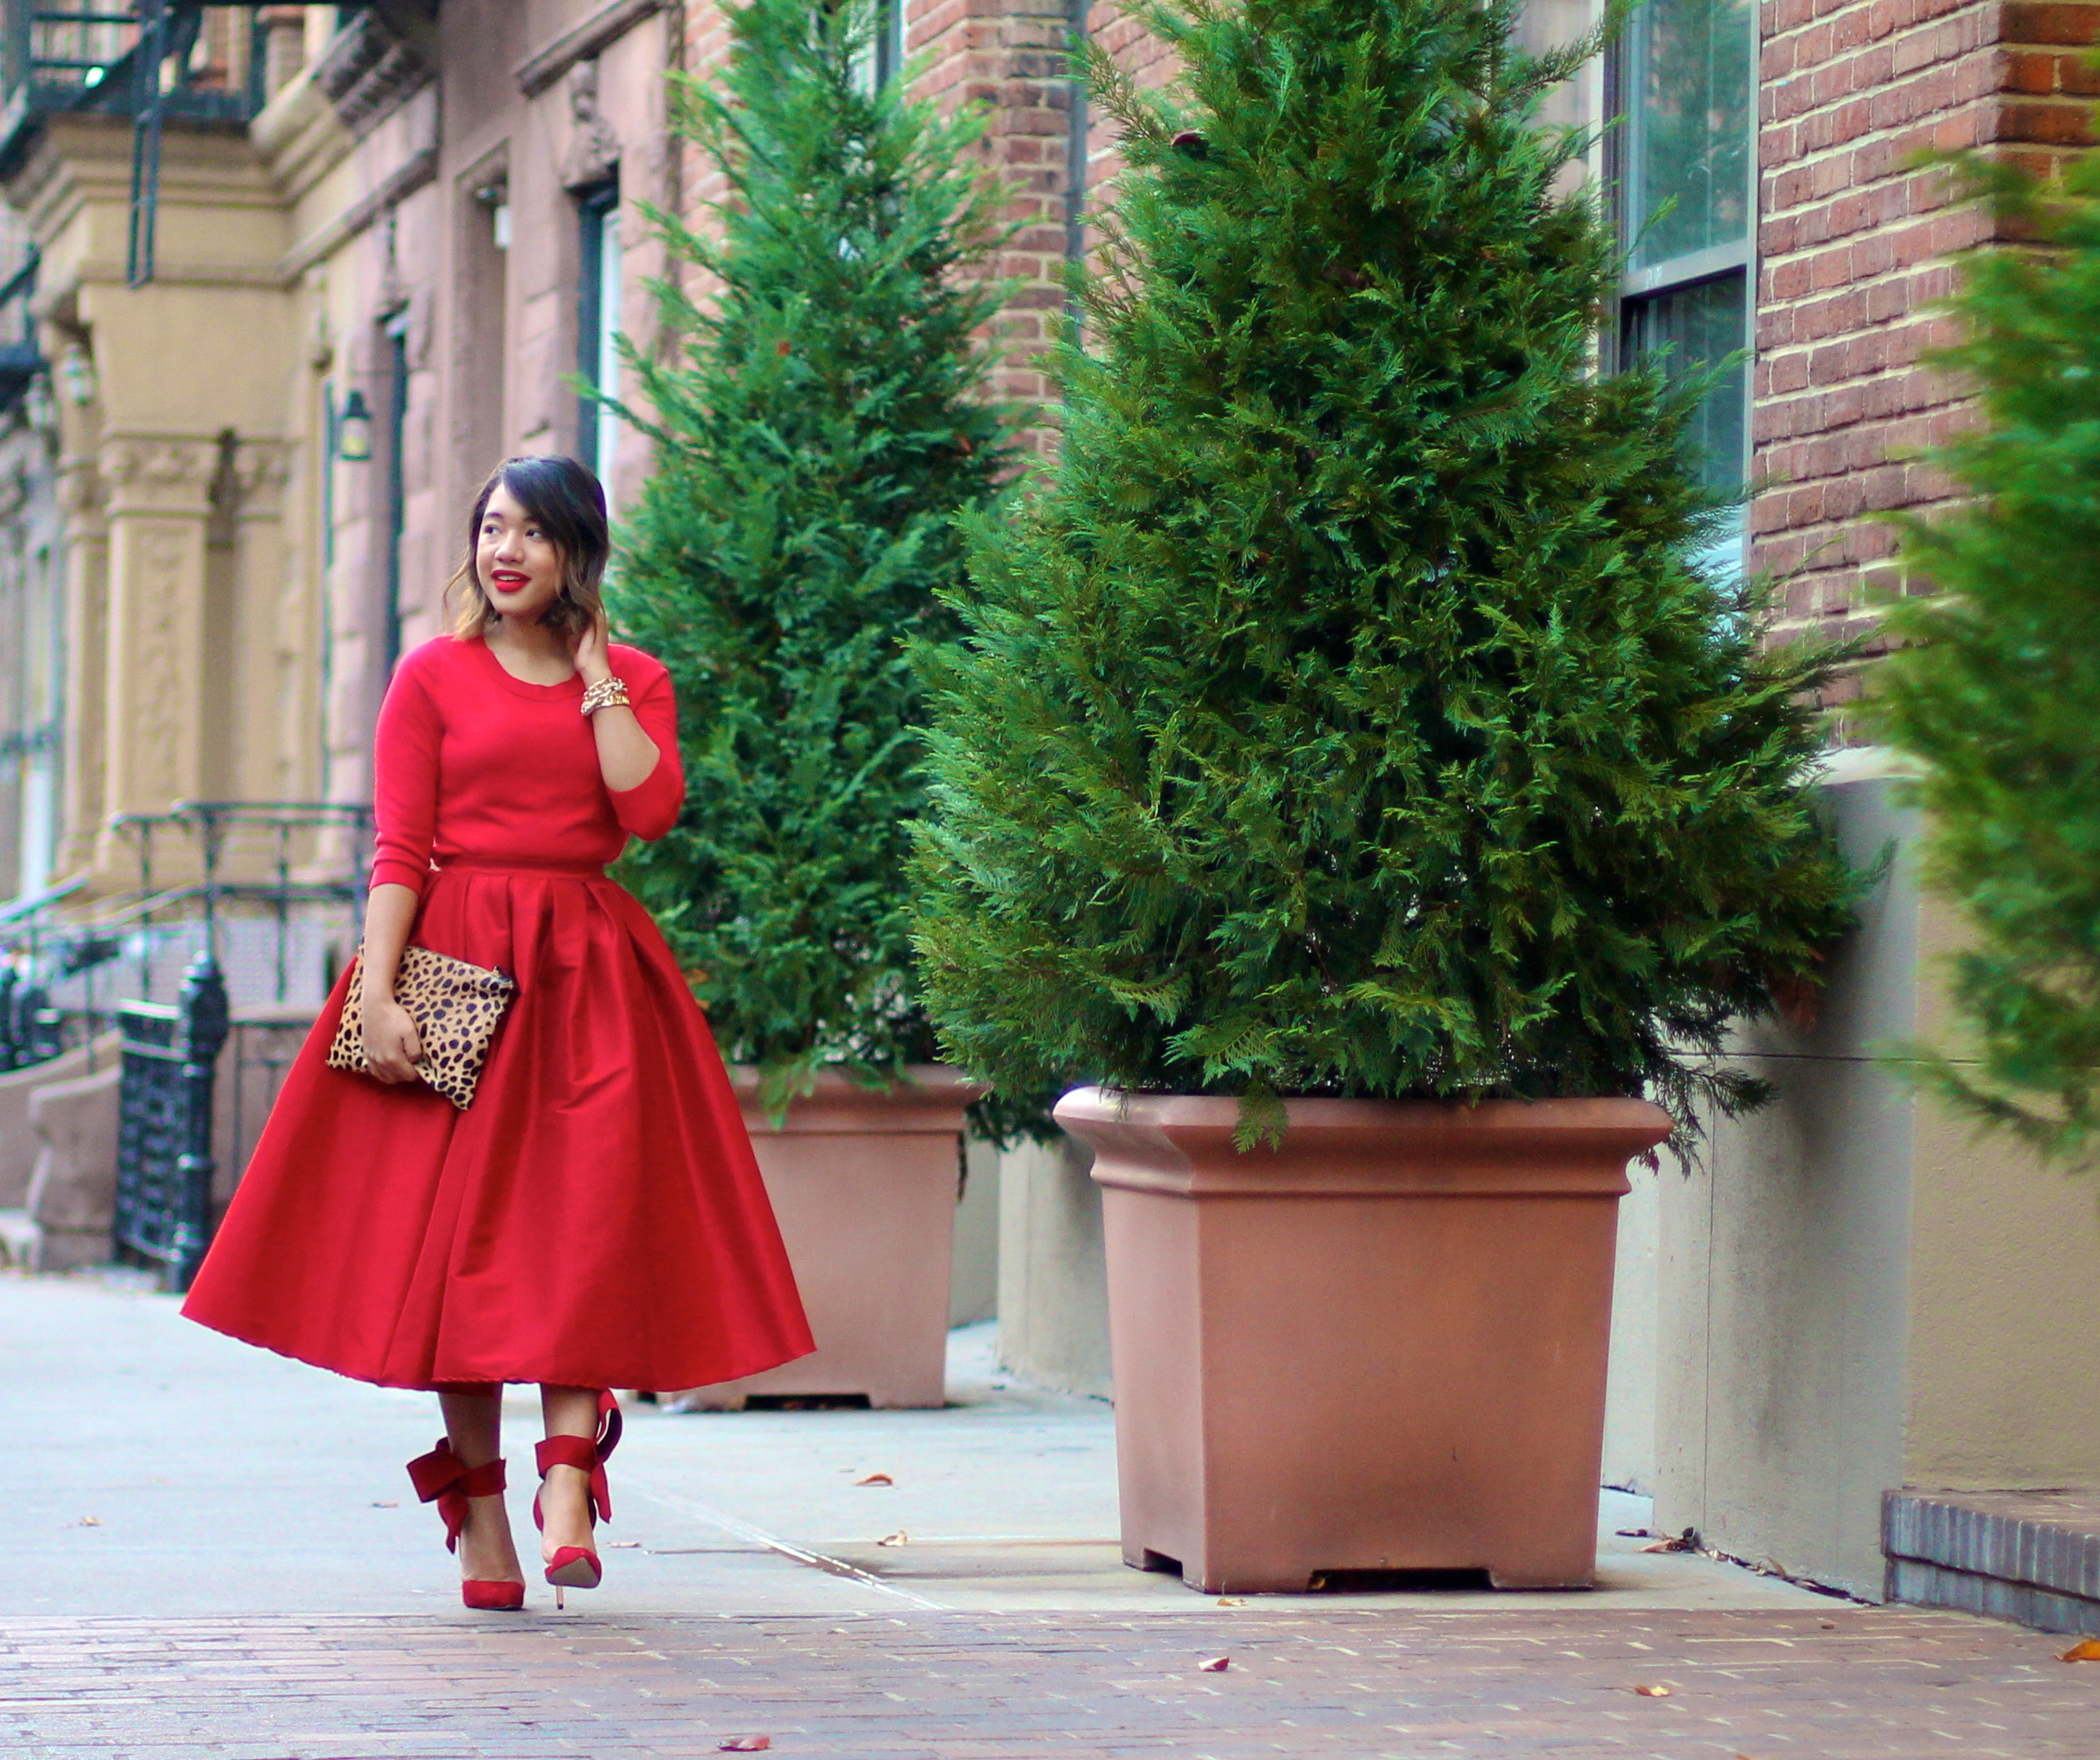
[
  {"xmin": 607, "ymin": 664, "xmax": 686, "ymax": 842},
  {"xmin": 369, "ymin": 658, "xmax": 442, "ymax": 895}
]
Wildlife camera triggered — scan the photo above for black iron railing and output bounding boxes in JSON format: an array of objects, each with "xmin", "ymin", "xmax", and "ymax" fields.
[{"xmin": 111, "ymin": 948, "xmax": 226, "ymax": 1289}]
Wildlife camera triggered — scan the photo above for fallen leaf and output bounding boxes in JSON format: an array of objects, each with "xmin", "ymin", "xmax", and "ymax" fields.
[
  {"xmin": 719, "ymin": 1739, "xmax": 771, "ymax": 1753},
  {"xmin": 77, "ymin": 1516, "xmax": 102, "ymax": 1527},
  {"xmin": 2060, "ymin": 1638, "xmax": 2100, "ymax": 1662},
  {"xmin": 1197, "ymin": 1655, "xmax": 1229, "ymax": 1672},
  {"xmin": 1615, "ymin": 1528, "xmax": 1652, "ymax": 1538},
  {"xmin": 370, "ymin": 1500, "xmax": 399, "ymax": 1509},
  {"xmin": 608, "ymin": 1540, "xmax": 641, "ymax": 1549},
  {"xmin": 1640, "ymin": 1528, "xmax": 1699, "ymax": 1554},
  {"xmin": 876, "ymin": 1531, "xmax": 907, "ymax": 1547},
  {"xmin": 1631, "ymin": 1683, "xmax": 1672, "ymax": 1697},
  {"xmin": 1216, "ymin": 1596, "xmax": 1246, "ymax": 1607},
  {"xmin": 1820, "ymin": 1620, "xmax": 1836, "ymax": 1629},
  {"xmin": 854, "ymin": 1473, "xmax": 894, "ymax": 1487}
]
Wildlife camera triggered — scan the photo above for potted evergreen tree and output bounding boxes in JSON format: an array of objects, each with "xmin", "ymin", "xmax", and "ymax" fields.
[
  {"xmin": 911, "ymin": 0, "xmax": 1856, "ymax": 1587},
  {"xmin": 612, "ymin": 0, "xmax": 1010, "ymax": 1408}
]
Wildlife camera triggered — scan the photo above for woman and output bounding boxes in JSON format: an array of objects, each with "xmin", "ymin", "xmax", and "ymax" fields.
[{"xmin": 185, "ymin": 456, "xmax": 813, "ymax": 1610}]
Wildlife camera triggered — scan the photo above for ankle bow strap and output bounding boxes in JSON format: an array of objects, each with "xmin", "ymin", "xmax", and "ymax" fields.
[
  {"xmin": 535, "ymin": 1391, "xmax": 622, "ymax": 1524},
  {"xmin": 406, "ymin": 1439, "xmax": 508, "ymax": 1554}
]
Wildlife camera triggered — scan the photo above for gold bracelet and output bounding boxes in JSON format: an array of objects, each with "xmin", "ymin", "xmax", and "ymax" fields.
[{"xmin": 580, "ymin": 676, "xmax": 630, "ymax": 716}]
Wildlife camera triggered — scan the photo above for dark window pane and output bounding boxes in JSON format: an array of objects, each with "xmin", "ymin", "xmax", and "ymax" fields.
[
  {"xmin": 1622, "ymin": 272, "xmax": 1748, "ymax": 499},
  {"xmin": 1626, "ymin": 0, "xmax": 1753, "ymax": 270}
]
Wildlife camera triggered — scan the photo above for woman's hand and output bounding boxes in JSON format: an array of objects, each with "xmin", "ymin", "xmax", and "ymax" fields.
[
  {"xmin": 572, "ymin": 607, "xmax": 612, "ymax": 687},
  {"xmin": 361, "ymin": 992, "xmax": 424, "ymax": 1084}
]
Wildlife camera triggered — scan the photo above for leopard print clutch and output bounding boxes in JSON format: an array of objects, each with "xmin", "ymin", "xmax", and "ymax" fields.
[{"xmin": 325, "ymin": 943, "xmax": 518, "ymax": 1109}]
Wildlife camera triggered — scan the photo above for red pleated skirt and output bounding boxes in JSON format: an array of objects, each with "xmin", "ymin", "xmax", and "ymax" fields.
[{"xmin": 182, "ymin": 860, "xmax": 814, "ymax": 1391}]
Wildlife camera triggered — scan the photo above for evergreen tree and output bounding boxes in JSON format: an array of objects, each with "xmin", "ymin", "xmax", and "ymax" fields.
[
  {"xmin": 610, "ymin": 0, "xmax": 1013, "ymax": 1112},
  {"xmin": 1872, "ymin": 149, "xmax": 2100, "ymax": 1170},
  {"xmin": 909, "ymin": 0, "xmax": 1856, "ymax": 1144}
]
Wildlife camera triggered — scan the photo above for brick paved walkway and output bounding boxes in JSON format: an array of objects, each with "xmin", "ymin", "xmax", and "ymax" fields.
[{"xmin": 5, "ymin": 1606, "xmax": 2098, "ymax": 1760}]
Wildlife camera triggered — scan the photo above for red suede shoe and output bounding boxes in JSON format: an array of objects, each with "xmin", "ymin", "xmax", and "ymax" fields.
[
  {"xmin": 533, "ymin": 1390, "xmax": 623, "ymax": 1607},
  {"xmin": 406, "ymin": 1439, "xmax": 526, "ymax": 1612}
]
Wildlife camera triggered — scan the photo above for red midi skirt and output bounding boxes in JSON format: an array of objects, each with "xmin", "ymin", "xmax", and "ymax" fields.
[{"xmin": 182, "ymin": 860, "xmax": 814, "ymax": 1391}]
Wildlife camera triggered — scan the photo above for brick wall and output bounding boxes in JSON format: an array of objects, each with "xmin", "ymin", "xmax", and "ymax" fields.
[
  {"xmin": 676, "ymin": 0, "xmax": 1089, "ymax": 456},
  {"xmin": 1752, "ymin": 0, "xmax": 2100, "ymax": 723}
]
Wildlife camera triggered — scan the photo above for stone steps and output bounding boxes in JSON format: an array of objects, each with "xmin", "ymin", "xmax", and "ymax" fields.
[{"xmin": 1885, "ymin": 1489, "xmax": 2100, "ymax": 1636}]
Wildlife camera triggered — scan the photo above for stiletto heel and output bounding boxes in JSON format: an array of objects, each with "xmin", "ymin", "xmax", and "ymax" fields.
[
  {"xmin": 406, "ymin": 1439, "xmax": 526, "ymax": 1612},
  {"xmin": 534, "ymin": 1390, "xmax": 622, "ymax": 1608}
]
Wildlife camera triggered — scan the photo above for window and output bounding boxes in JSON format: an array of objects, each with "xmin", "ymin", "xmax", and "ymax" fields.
[
  {"xmin": 1615, "ymin": 0, "xmax": 1755, "ymax": 562},
  {"xmin": 577, "ymin": 180, "xmax": 622, "ymax": 489},
  {"xmin": 850, "ymin": 0, "xmax": 905, "ymax": 92}
]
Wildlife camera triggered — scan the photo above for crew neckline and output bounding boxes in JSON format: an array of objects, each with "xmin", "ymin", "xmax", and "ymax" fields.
[{"xmin": 468, "ymin": 633, "xmax": 584, "ymax": 700}]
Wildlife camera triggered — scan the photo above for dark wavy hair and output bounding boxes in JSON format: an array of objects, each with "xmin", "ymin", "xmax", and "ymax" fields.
[{"xmin": 446, "ymin": 455, "xmax": 610, "ymax": 644}]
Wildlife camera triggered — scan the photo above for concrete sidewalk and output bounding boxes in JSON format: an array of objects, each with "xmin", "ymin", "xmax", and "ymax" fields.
[
  {"xmin": 8, "ymin": 1268, "xmax": 1823, "ymax": 1620},
  {"xmin": 13, "ymin": 1269, "xmax": 2100, "ymax": 1759}
]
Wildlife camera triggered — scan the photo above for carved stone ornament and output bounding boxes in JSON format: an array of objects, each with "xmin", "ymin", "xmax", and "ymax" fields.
[
  {"xmin": 55, "ymin": 456, "xmax": 105, "ymax": 521},
  {"xmin": 126, "ymin": 522, "xmax": 192, "ymax": 807},
  {"xmin": 232, "ymin": 439, "xmax": 294, "ymax": 510},
  {"xmin": 315, "ymin": 8, "xmax": 436, "ymax": 142},
  {"xmin": 561, "ymin": 60, "xmax": 622, "ymax": 191},
  {"xmin": 99, "ymin": 438, "xmax": 222, "ymax": 514}
]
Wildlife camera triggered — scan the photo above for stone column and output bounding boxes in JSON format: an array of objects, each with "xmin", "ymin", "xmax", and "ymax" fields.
[
  {"xmin": 93, "ymin": 435, "xmax": 222, "ymax": 878},
  {"xmin": 228, "ymin": 438, "xmax": 298, "ymax": 804},
  {"xmin": 52, "ymin": 446, "xmax": 108, "ymax": 880}
]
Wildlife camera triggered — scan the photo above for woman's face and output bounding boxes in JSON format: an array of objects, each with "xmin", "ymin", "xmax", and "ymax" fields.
[{"xmin": 476, "ymin": 484, "xmax": 564, "ymax": 623}]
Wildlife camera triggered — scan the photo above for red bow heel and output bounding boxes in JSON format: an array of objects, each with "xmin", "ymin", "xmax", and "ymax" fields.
[
  {"xmin": 534, "ymin": 1390, "xmax": 623, "ymax": 1608},
  {"xmin": 406, "ymin": 1439, "xmax": 526, "ymax": 1612}
]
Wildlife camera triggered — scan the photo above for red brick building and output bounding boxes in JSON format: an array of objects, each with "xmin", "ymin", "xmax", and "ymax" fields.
[{"xmin": 671, "ymin": 0, "xmax": 2095, "ymax": 723}]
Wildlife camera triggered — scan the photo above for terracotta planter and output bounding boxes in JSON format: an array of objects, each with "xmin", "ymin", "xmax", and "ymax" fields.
[
  {"xmin": 1055, "ymin": 1087, "xmax": 1672, "ymax": 1593},
  {"xmin": 675, "ymin": 1066, "xmax": 983, "ymax": 1410}
]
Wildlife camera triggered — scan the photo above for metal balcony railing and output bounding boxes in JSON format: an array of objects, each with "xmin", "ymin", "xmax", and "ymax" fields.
[
  {"xmin": 0, "ymin": 3, "xmax": 347, "ymax": 282},
  {"xmin": 0, "ymin": 2, "xmax": 262, "ymax": 139}
]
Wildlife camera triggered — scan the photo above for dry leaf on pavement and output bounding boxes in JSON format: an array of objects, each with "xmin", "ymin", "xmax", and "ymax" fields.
[
  {"xmin": 718, "ymin": 1738, "xmax": 771, "ymax": 1753},
  {"xmin": 2059, "ymin": 1638, "xmax": 2100, "ymax": 1661},
  {"xmin": 77, "ymin": 1516, "xmax": 102, "ymax": 1527},
  {"xmin": 1197, "ymin": 1655, "xmax": 1229, "ymax": 1672},
  {"xmin": 1639, "ymin": 1529, "xmax": 1698, "ymax": 1553},
  {"xmin": 877, "ymin": 1531, "xmax": 908, "ymax": 1546},
  {"xmin": 608, "ymin": 1540, "xmax": 641, "ymax": 1548},
  {"xmin": 854, "ymin": 1473, "xmax": 894, "ymax": 1487},
  {"xmin": 1631, "ymin": 1683, "xmax": 1672, "ymax": 1697},
  {"xmin": 1216, "ymin": 1597, "xmax": 1246, "ymax": 1607}
]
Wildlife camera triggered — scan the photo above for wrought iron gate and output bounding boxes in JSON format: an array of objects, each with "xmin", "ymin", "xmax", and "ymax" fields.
[{"xmin": 112, "ymin": 950, "xmax": 229, "ymax": 1290}]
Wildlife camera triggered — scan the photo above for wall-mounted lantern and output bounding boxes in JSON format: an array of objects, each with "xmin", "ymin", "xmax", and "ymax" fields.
[
  {"xmin": 59, "ymin": 348, "xmax": 97, "ymax": 407},
  {"xmin": 337, "ymin": 388, "xmax": 373, "ymax": 461}
]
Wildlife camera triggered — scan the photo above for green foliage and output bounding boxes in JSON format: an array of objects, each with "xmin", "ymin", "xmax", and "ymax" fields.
[
  {"xmin": 1872, "ymin": 148, "xmax": 2100, "ymax": 1170},
  {"xmin": 608, "ymin": 0, "xmax": 1015, "ymax": 1116},
  {"xmin": 909, "ymin": 0, "xmax": 1856, "ymax": 1145}
]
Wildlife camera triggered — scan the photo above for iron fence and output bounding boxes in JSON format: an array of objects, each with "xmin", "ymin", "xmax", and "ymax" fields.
[{"xmin": 111, "ymin": 948, "xmax": 226, "ymax": 1289}]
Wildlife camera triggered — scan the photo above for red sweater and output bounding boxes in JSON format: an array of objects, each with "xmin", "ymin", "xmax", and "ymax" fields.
[{"xmin": 369, "ymin": 634, "xmax": 685, "ymax": 896}]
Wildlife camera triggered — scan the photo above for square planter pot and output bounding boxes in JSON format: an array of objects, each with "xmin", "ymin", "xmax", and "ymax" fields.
[
  {"xmin": 673, "ymin": 1066, "xmax": 982, "ymax": 1410},
  {"xmin": 1055, "ymin": 1087, "xmax": 1672, "ymax": 1593}
]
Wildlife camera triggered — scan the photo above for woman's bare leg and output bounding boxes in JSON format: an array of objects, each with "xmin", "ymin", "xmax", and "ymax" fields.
[
  {"xmin": 439, "ymin": 1388, "xmax": 524, "ymax": 1585},
  {"xmin": 538, "ymin": 1384, "xmax": 601, "ymax": 1561}
]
